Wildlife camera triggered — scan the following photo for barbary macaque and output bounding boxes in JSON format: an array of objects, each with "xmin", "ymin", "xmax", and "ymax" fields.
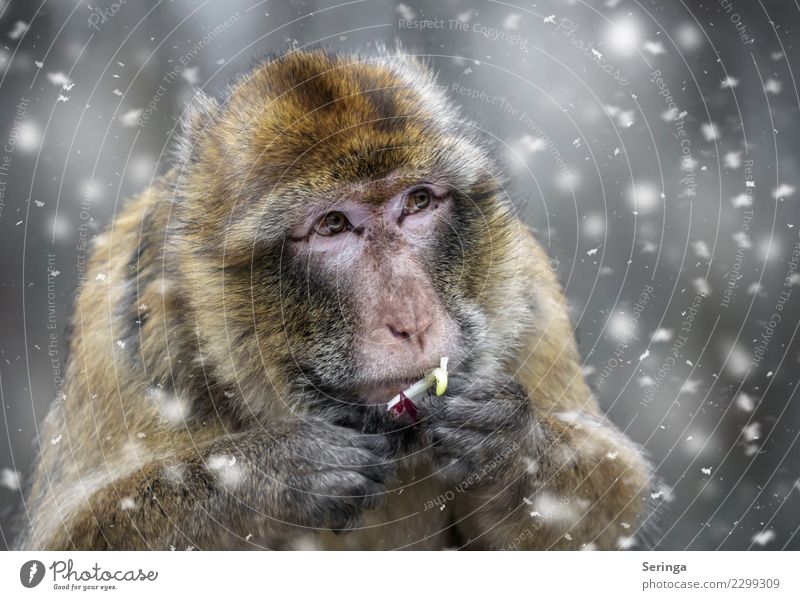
[{"xmin": 18, "ymin": 49, "xmax": 653, "ymax": 550}]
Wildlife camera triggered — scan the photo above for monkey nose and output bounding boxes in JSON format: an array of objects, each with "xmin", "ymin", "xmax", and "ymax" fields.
[
  {"xmin": 387, "ymin": 324, "xmax": 410, "ymax": 340},
  {"xmin": 386, "ymin": 322, "xmax": 427, "ymax": 352}
]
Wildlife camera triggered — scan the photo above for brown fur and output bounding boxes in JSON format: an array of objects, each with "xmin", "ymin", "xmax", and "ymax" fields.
[{"xmin": 19, "ymin": 49, "xmax": 652, "ymax": 550}]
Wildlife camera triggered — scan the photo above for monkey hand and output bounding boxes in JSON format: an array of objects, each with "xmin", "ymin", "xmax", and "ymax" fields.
[
  {"xmin": 418, "ymin": 376, "xmax": 535, "ymax": 484},
  {"xmin": 417, "ymin": 376, "xmax": 653, "ymax": 549},
  {"xmin": 276, "ymin": 418, "xmax": 395, "ymax": 533}
]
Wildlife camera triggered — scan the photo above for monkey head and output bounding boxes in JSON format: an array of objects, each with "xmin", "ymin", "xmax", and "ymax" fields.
[{"xmin": 172, "ymin": 50, "xmax": 533, "ymax": 415}]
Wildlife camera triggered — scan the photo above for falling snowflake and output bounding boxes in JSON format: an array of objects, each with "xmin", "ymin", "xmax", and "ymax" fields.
[
  {"xmin": 764, "ymin": 78, "xmax": 782, "ymax": 94},
  {"xmin": 773, "ymin": 184, "xmax": 795, "ymax": 200},
  {"xmin": 617, "ymin": 536, "xmax": 636, "ymax": 549},
  {"xmin": 681, "ymin": 154, "xmax": 698, "ymax": 172},
  {"xmin": 651, "ymin": 328, "xmax": 673, "ymax": 342},
  {"xmin": 724, "ymin": 151, "xmax": 742, "ymax": 169},
  {"xmin": 395, "ymin": 3, "xmax": 415, "ymax": 20},
  {"xmin": 1, "ymin": 468, "xmax": 21, "ymax": 491},
  {"xmin": 731, "ymin": 193, "xmax": 752, "ymax": 208},
  {"xmin": 681, "ymin": 379, "xmax": 701, "ymax": 394},
  {"xmin": 605, "ymin": 104, "xmax": 635, "ymax": 128},
  {"xmin": 181, "ymin": 66, "xmax": 200, "ymax": 85},
  {"xmin": 733, "ymin": 231, "xmax": 751, "ymax": 249},
  {"xmin": 149, "ymin": 387, "xmax": 192, "ymax": 425},
  {"xmin": 642, "ymin": 40, "xmax": 665, "ymax": 55},
  {"xmin": 751, "ymin": 530, "xmax": 775, "ymax": 546},
  {"xmin": 515, "ymin": 135, "xmax": 546, "ymax": 154},
  {"xmin": 692, "ymin": 240, "xmax": 710, "ymax": 258},
  {"xmin": 120, "ymin": 497, "xmax": 138, "ymax": 510},
  {"xmin": 119, "ymin": 109, "xmax": 142, "ymax": 127},
  {"xmin": 504, "ymin": 14, "xmax": 521, "ymax": 29},
  {"xmin": 701, "ymin": 122, "xmax": 720, "ymax": 141},
  {"xmin": 742, "ymin": 422, "xmax": 760, "ymax": 442},
  {"xmin": 693, "ymin": 278, "xmax": 711, "ymax": 296},
  {"xmin": 46, "ymin": 71, "xmax": 72, "ymax": 88},
  {"xmin": 207, "ymin": 454, "xmax": 243, "ymax": 489},
  {"xmin": 661, "ymin": 107, "xmax": 679, "ymax": 121},
  {"xmin": 8, "ymin": 21, "xmax": 28, "ymax": 40},
  {"xmin": 720, "ymin": 76, "xmax": 739, "ymax": 89}
]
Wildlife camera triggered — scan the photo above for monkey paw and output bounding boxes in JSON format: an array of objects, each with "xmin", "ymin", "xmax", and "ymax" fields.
[
  {"xmin": 280, "ymin": 420, "xmax": 395, "ymax": 532},
  {"xmin": 417, "ymin": 378, "xmax": 532, "ymax": 483}
]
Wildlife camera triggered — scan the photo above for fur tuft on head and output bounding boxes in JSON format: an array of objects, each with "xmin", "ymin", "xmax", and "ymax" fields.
[{"xmin": 174, "ymin": 90, "xmax": 220, "ymax": 166}]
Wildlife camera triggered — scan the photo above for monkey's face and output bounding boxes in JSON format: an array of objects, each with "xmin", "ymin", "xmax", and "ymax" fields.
[
  {"xmin": 287, "ymin": 180, "xmax": 464, "ymax": 403},
  {"xmin": 179, "ymin": 51, "xmax": 520, "ymax": 406}
]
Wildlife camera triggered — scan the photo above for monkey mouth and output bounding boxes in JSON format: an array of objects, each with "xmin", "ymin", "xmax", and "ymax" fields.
[
  {"xmin": 353, "ymin": 356, "xmax": 454, "ymax": 406},
  {"xmin": 355, "ymin": 377, "xmax": 422, "ymax": 405}
]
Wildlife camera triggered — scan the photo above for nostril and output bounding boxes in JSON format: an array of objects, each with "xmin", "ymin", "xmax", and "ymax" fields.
[{"xmin": 387, "ymin": 324, "xmax": 411, "ymax": 341}]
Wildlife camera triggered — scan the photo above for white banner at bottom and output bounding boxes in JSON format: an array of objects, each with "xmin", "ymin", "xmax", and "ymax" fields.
[{"xmin": 2, "ymin": 551, "xmax": 797, "ymax": 598}]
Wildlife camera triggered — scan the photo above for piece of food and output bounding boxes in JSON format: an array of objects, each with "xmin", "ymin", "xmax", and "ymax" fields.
[{"xmin": 386, "ymin": 357, "xmax": 449, "ymax": 421}]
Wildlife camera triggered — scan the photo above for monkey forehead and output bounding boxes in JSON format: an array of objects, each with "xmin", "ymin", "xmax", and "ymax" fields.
[
  {"xmin": 228, "ymin": 49, "xmax": 451, "ymax": 134},
  {"xmin": 218, "ymin": 50, "xmax": 491, "ymax": 187}
]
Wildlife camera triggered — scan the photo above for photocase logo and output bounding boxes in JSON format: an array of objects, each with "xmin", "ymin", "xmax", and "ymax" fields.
[{"xmin": 20, "ymin": 560, "xmax": 46, "ymax": 588}]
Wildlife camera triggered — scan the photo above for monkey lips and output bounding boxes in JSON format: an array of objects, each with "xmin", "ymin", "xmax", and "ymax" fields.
[{"xmin": 357, "ymin": 379, "xmax": 418, "ymax": 406}]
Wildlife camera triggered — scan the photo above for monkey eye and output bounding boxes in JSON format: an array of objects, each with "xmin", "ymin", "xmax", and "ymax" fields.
[
  {"xmin": 402, "ymin": 188, "xmax": 433, "ymax": 215},
  {"xmin": 314, "ymin": 211, "xmax": 352, "ymax": 236}
]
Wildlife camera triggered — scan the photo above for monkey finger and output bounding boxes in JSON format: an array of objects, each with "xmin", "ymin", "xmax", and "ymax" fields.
[
  {"xmin": 300, "ymin": 395, "xmax": 364, "ymax": 428},
  {"xmin": 312, "ymin": 469, "xmax": 387, "ymax": 499},
  {"xmin": 427, "ymin": 425, "xmax": 490, "ymax": 455},
  {"xmin": 323, "ymin": 443, "xmax": 393, "ymax": 475},
  {"xmin": 330, "ymin": 509, "xmax": 364, "ymax": 535},
  {"xmin": 343, "ymin": 458, "xmax": 394, "ymax": 487},
  {"xmin": 358, "ymin": 432, "xmax": 394, "ymax": 460},
  {"xmin": 438, "ymin": 372, "xmax": 474, "ymax": 396},
  {"xmin": 450, "ymin": 399, "xmax": 528, "ymax": 432},
  {"xmin": 315, "ymin": 500, "xmax": 363, "ymax": 533},
  {"xmin": 431, "ymin": 453, "xmax": 482, "ymax": 483},
  {"xmin": 324, "ymin": 478, "xmax": 386, "ymax": 528},
  {"xmin": 321, "ymin": 424, "xmax": 392, "ymax": 457},
  {"xmin": 358, "ymin": 488, "xmax": 386, "ymax": 511},
  {"xmin": 419, "ymin": 391, "xmax": 529, "ymax": 434},
  {"xmin": 415, "ymin": 397, "xmax": 491, "ymax": 433}
]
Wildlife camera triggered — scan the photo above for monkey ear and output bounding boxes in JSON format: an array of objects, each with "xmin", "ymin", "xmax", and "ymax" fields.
[{"xmin": 174, "ymin": 90, "xmax": 220, "ymax": 165}]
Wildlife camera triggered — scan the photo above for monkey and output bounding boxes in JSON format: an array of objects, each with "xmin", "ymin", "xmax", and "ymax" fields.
[{"xmin": 17, "ymin": 48, "xmax": 655, "ymax": 550}]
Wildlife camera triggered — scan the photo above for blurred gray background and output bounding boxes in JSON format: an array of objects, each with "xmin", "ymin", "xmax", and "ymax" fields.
[{"xmin": 1, "ymin": 0, "xmax": 799, "ymax": 550}]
